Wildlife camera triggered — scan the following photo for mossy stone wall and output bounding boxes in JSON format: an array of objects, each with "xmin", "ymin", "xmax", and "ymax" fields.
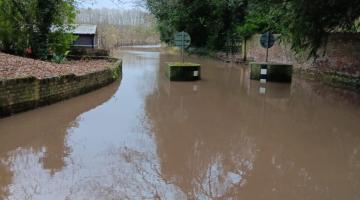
[
  {"xmin": 245, "ymin": 33, "xmax": 359, "ymax": 85},
  {"xmin": 250, "ymin": 62, "xmax": 293, "ymax": 83},
  {"xmin": 0, "ymin": 60, "xmax": 122, "ymax": 117},
  {"xmin": 166, "ymin": 63, "xmax": 201, "ymax": 81}
]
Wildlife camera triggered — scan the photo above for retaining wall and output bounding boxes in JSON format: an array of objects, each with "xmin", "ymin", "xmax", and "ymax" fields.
[
  {"xmin": 0, "ymin": 59, "xmax": 122, "ymax": 117},
  {"xmin": 244, "ymin": 33, "xmax": 360, "ymax": 88}
]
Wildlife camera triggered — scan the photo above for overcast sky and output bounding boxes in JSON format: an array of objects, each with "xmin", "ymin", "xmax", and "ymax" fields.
[{"xmin": 81, "ymin": 0, "xmax": 139, "ymax": 9}]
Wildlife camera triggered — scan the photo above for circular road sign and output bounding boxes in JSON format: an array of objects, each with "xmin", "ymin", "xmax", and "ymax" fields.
[
  {"xmin": 260, "ymin": 32, "xmax": 275, "ymax": 49},
  {"xmin": 174, "ymin": 31, "xmax": 191, "ymax": 49}
]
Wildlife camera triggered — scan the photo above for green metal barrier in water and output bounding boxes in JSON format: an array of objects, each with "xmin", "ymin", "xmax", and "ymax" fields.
[
  {"xmin": 250, "ymin": 62, "xmax": 293, "ymax": 83},
  {"xmin": 166, "ymin": 62, "xmax": 201, "ymax": 81}
]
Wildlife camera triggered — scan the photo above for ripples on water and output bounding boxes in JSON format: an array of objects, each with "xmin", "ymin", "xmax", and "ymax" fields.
[{"xmin": 0, "ymin": 47, "xmax": 359, "ymax": 200}]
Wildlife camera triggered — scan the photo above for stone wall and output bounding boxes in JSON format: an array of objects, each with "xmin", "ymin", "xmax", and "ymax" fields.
[
  {"xmin": 69, "ymin": 48, "xmax": 110, "ymax": 58},
  {"xmin": 245, "ymin": 33, "xmax": 360, "ymax": 78},
  {"xmin": 0, "ymin": 59, "xmax": 121, "ymax": 117}
]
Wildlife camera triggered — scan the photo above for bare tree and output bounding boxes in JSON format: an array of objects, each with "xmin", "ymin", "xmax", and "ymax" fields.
[{"xmin": 76, "ymin": 8, "xmax": 160, "ymax": 49}]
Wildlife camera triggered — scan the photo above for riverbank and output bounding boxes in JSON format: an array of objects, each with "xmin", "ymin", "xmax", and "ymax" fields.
[
  {"xmin": 185, "ymin": 46, "xmax": 360, "ymax": 91},
  {"xmin": 293, "ymin": 69, "xmax": 360, "ymax": 90},
  {"xmin": 0, "ymin": 52, "xmax": 122, "ymax": 117},
  {"xmin": 245, "ymin": 33, "xmax": 360, "ymax": 90}
]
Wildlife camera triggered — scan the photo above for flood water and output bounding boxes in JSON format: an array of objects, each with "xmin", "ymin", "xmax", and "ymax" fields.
[{"xmin": 1, "ymin": 46, "xmax": 360, "ymax": 200}]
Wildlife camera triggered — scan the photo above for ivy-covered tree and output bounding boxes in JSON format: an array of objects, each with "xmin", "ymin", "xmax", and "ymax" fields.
[
  {"xmin": 146, "ymin": 0, "xmax": 247, "ymax": 50},
  {"xmin": 146, "ymin": 0, "xmax": 360, "ymax": 57},
  {"xmin": 0, "ymin": 0, "xmax": 77, "ymax": 59},
  {"xmin": 239, "ymin": 0, "xmax": 360, "ymax": 56},
  {"xmin": 286, "ymin": 0, "xmax": 360, "ymax": 56}
]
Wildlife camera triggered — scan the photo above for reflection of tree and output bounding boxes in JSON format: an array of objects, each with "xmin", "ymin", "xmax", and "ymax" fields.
[
  {"xmin": 144, "ymin": 56, "xmax": 258, "ymax": 199},
  {"xmin": 0, "ymin": 81, "xmax": 120, "ymax": 199},
  {"xmin": 146, "ymin": 92, "xmax": 257, "ymax": 199},
  {"xmin": 74, "ymin": 147, "xmax": 185, "ymax": 200},
  {"xmin": 2, "ymin": 50, "xmax": 360, "ymax": 199},
  {"xmin": 0, "ymin": 163, "xmax": 11, "ymax": 199},
  {"xmin": 2, "ymin": 145, "xmax": 180, "ymax": 200},
  {"xmin": 144, "ymin": 53, "xmax": 360, "ymax": 199}
]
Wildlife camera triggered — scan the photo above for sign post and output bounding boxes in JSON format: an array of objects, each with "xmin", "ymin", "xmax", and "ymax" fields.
[
  {"xmin": 174, "ymin": 31, "xmax": 191, "ymax": 63},
  {"xmin": 260, "ymin": 32, "xmax": 275, "ymax": 62},
  {"xmin": 250, "ymin": 32, "xmax": 293, "ymax": 84},
  {"xmin": 167, "ymin": 31, "xmax": 200, "ymax": 81}
]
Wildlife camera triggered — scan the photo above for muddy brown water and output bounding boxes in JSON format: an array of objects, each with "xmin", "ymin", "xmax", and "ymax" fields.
[{"xmin": 0, "ymin": 47, "xmax": 360, "ymax": 200}]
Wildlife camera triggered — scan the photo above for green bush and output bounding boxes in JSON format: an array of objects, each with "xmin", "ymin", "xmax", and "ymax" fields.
[
  {"xmin": 0, "ymin": 0, "xmax": 76, "ymax": 59},
  {"xmin": 49, "ymin": 28, "xmax": 78, "ymax": 57},
  {"xmin": 51, "ymin": 50, "xmax": 70, "ymax": 64}
]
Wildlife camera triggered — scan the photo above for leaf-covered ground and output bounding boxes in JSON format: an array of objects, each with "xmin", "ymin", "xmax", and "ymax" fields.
[{"xmin": 0, "ymin": 52, "xmax": 112, "ymax": 79}]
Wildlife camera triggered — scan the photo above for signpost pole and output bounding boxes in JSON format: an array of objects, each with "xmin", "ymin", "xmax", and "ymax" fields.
[
  {"xmin": 266, "ymin": 47, "xmax": 269, "ymax": 62},
  {"xmin": 174, "ymin": 31, "xmax": 191, "ymax": 63},
  {"xmin": 182, "ymin": 47, "xmax": 184, "ymax": 63},
  {"xmin": 182, "ymin": 32, "xmax": 184, "ymax": 63},
  {"xmin": 266, "ymin": 32, "xmax": 269, "ymax": 62}
]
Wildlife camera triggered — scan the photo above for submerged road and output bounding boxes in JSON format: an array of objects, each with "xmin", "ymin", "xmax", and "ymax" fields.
[{"xmin": 0, "ymin": 46, "xmax": 360, "ymax": 200}]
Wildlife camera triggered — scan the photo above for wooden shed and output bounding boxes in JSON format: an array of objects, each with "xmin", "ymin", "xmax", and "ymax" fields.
[{"xmin": 71, "ymin": 24, "xmax": 98, "ymax": 49}]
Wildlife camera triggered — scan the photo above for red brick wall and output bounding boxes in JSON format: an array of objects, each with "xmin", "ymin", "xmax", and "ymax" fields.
[{"xmin": 245, "ymin": 33, "xmax": 360, "ymax": 77}]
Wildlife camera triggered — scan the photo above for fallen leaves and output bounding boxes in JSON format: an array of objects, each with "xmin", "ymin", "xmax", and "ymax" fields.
[{"xmin": 0, "ymin": 52, "xmax": 112, "ymax": 80}]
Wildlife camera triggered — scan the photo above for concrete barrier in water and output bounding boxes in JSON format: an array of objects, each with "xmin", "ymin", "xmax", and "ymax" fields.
[
  {"xmin": 250, "ymin": 62, "xmax": 293, "ymax": 83},
  {"xmin": 166, "ymin": 62, "xmax": 201, "ymax": 81}
]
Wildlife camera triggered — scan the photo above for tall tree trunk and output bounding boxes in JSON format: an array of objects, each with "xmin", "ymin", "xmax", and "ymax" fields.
[
  {"xmin": 243, "ymin": 39, "xmax": 247, "ymax": 62},
  {"xmin": 32, "ymin": 0, "xmax": 59, "ymax": 59}
]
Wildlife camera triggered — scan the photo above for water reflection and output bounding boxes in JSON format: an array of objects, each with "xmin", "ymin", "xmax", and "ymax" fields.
[
  {"xmin": 0, "ymin": 47, "xmax": 359, "ymax": 200},
  {"xmin": 145, "ymin": 53, "xmax": 360, "ymax": 199},
  {"xmin": 0, "ymin": 81, "xmax": 120, "ymax": 199},
  {"xmin": 145, "ymin": 64, "xmax": 257, "ymax": 199}
]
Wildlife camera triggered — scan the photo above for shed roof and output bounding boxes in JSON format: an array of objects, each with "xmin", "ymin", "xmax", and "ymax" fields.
[
  {"xmin": 51, "ymin": 24, "xmax": 97, "ymax": 35},
  {"xmin": 72, "ymin": 24, "xmax": 97, "ymax": 35}
]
